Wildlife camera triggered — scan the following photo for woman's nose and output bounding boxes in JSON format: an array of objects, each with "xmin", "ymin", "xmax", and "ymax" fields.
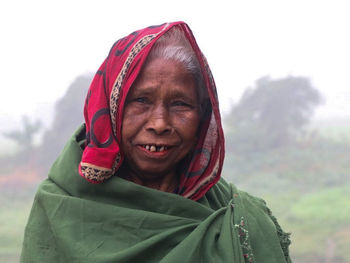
[{"xmin": 145, "ymin": 104, "xmax": 172, "ymax": 135}]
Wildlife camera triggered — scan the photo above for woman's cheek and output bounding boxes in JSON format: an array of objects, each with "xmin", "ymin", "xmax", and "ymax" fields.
[
  {"xmin": 124, "ymin": 106, "xmax": 146, "ymax": 123},
  {"xmin": 174, "ymin": 112, "xmax": 200, "ymax": 136}
]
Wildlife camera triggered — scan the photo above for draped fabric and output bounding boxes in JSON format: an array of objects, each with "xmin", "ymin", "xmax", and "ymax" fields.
[
  {"xmin": 21, "ymin": 22, "xmax": 293, "ymax": 262},
  {"xmin": 21, "ymin": 126, "xmax": 292, "ymax": 263},
  {"xmin": 79, "ymin": 21, "xmax": 224, "ymax": 201}
]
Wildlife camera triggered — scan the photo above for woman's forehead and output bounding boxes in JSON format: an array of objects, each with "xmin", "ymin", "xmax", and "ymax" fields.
[
  {"xmin": 138, "ymin": 58, "xmax": 193, "ymax": 80},
  {"xmin": 129, "ymin": 58, "xmax": 197, "ymax": 97}
]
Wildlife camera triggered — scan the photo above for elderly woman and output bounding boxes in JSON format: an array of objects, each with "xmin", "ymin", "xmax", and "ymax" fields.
[{"xmin": 21, "ymin": 22, "xmax": 292, "ymax": 262}]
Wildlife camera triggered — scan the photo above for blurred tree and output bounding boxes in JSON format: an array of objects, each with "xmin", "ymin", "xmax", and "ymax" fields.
[
  {"xmin": 3, "ymin": 115, "xmax": 42, "ymax": 150},
  {"xmin": 38, "ymin": 74, "xmax": 93, "ymax": 171},
  {"xmin": 226, "ymin": 76, "xmax": 323, "ymax": 151}
]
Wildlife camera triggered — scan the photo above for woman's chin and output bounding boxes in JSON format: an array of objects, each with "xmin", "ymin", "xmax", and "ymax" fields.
[{"xmin": 135, "ymin": 167, "xmax": 176, "ymax": 181}]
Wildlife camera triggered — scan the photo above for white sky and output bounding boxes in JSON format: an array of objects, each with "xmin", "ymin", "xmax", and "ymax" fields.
[{"xmin": 1, "ymin": 0, "xmax": 350, "ymax": 131}]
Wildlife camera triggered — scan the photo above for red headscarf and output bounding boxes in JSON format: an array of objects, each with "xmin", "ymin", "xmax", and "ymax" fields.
[{"xmin": 79, "ymin": 22, "xmax": 225, "ymax": 200}]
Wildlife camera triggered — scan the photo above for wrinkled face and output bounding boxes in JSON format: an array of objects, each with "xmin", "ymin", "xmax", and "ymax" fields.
[{"xmin": 121, "ymin": 58, "xmax": 200, "ymax": 179}]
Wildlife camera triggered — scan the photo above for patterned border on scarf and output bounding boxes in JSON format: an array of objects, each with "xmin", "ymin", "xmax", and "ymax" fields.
[
  {"xmin": 81, "ymin": 24, "xmax": 171, "ymax": 183},
  {"xmin": 79, "ymin": 22, "xmax": 224, "ymax": 200},
  {"xmin": 234, "ymin": 216, "xmax": 255, "ymax": 263}
]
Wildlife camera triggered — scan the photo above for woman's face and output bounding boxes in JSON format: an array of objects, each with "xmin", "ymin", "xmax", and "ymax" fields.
[{"xmin": 121, "ymin": 58, "xmax": 200, "ymax": 180}]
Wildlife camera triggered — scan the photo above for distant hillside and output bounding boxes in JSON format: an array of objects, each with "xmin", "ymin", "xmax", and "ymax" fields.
[
  {"xmin": 0, "ymin": 138, "xmax": 18, "ymax": 157},
  {"xmin": 309, "ymin": 117, "xmax": 350, "ymax": 141}
]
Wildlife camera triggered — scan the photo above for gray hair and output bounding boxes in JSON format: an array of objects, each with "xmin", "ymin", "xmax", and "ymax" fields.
[{"xmin": 147, "ymin": 27, "xmax": 208, "ymax": 118}]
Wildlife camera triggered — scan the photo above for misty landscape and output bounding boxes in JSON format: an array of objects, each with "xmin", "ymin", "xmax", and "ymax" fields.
[{"xmin": 1, "ymin": 73, "xmax": 349, "ymax": 262}]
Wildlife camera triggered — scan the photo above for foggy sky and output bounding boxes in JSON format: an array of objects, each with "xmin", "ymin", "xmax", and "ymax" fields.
[{"xmin": 1, "ymin": 0, "xmax": 350, "ymax": 132}]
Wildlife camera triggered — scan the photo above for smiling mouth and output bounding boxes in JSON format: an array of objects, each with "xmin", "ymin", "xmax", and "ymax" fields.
[{"xmin": 140, "ymin": 144, "xmax": 169, "ymax": 152}]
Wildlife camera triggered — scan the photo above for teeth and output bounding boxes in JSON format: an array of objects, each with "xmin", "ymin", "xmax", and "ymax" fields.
[
  {"xmin": 150, "ymin": 145, "xmax": 156, "ymax": 152},
  {"xmin": 143, "ymin": 145, "xmax": 168, "ymax": 152}
]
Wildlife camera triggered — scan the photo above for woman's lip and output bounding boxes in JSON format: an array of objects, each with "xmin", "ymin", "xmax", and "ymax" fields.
[
  {"xmin": 136, "ymin": 145, "xmax": 171, "ymax": 158},
  {"xmin": 137, "ymin": 143, "xmax": 174, "ymax": 147}
]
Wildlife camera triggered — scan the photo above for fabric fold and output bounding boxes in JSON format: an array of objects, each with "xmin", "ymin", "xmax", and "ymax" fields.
[
  {"xmin": 21, "ymin": 126, "xmax": 291, "ymax": 263},
  {"xmin": 78, "ymin": 21, "xmax": 225, "ymax": 201}
]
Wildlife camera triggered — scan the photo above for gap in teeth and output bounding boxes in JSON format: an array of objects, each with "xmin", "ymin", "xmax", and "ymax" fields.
[{"xmin": 143, "ymin": 145, "xmax": 167, "ymax": 152}]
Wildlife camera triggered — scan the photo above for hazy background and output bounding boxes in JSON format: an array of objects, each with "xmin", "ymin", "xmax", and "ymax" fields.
[{"xmin": 1, "ymin": 0, "xmax": 349, "ymax": 262}]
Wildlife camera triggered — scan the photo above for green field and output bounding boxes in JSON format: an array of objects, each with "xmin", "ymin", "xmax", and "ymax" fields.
[
  {"xmin": 0, "ymin": 193, "xmax": 33, "ymax": 263},
  {"xmin": 1, "ymin": 118, "xmax": 350, "ymax": 262}
]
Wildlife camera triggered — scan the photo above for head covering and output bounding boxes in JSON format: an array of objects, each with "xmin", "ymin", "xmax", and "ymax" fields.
[
  {"xmin": 21, "ymin": 23, "xmax": 292, "ymax": 263},
  {"xmin": 79, "ymin": 22, "xmax": 225, "ymax": 200}
]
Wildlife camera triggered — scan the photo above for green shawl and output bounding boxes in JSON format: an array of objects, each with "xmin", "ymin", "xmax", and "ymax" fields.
[{"xmin": 21, "ymin": 126, "xmax": 292, "ymax": 263}]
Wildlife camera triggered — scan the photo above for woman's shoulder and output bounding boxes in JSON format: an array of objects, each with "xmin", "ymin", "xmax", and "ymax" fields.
[
  {"xmin": 203, "ymin": 177, "xmax": 269, "ymax": 210},
  {"xmin": 218, "ymin": 180, "xmax": 292, "ymax": 262}
]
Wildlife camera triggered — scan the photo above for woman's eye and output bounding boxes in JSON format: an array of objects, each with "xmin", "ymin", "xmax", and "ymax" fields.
[
  {"xmin": 134, "ymin": 97, "xmax": 148, "ymax": 103},
  {"xmin": 172, "ymin": 101, "xmax": 192, "ymax": 108}
]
